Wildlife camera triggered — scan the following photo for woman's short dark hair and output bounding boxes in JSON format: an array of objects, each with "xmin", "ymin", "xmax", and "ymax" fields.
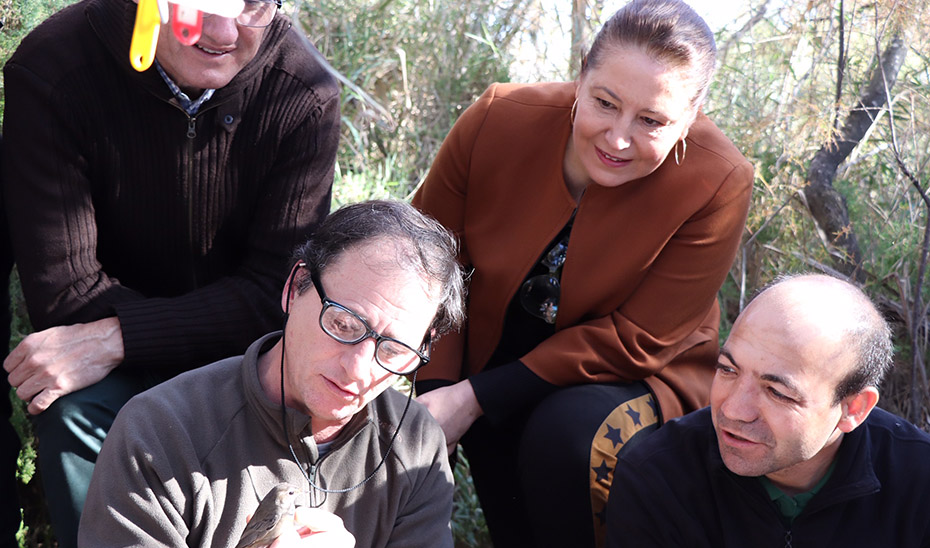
[
  {"xmin": 583, "ymin": 0, "xmax": 717, "ymax": 109},
  {"xmin": 291, "ymin": 200, "xmax": 465, "ymax": 336}
]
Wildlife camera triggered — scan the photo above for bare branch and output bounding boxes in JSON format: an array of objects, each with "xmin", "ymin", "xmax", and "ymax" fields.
[
  {"xmin": 833, "ymin": 0, "xmax": 846, "ymax": 130},
  {"xmin": 879, "ymin": 19, "xmax": 930, "ymax": 421},
  {"xmin": 801, "ymin": 32, "xmax": 908, "ymax": 280},
  {"xmin": 718, "ymin": 0, "xmax": 770, "ymax": 64},
  {"xmin": 570, "ymin": 0, "xmax": 588, "ymax": 76}
]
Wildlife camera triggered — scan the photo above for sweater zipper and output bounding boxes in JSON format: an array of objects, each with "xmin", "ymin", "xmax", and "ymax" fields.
[
  {"xmin": 185, "ymin": 114, "xmax": 197, "ymax": 287},
  {"xmin": 307, "ymin": 461, "xmax": 321, "ymax": 507},
  {"xmin": 783, "ymin": 529, "xmax": 793, "ymax": 548},
  {"xmin": 186, "ymin": 116, "xmax": 197, "ymax": 139}
]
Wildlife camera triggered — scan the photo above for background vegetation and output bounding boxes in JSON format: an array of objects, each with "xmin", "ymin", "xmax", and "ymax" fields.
[{"xmin": 2, "ymin": 0, "xmax": 929, "ymax": 546}]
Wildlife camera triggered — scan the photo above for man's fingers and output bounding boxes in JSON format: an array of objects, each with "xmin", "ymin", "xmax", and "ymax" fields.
[
  {"xmin": 268, "ymin": 527, "xmax": 301, "ymax": 547},
  {"xmin": 6, "ymin": 332, "xmax": 48, "ymax": 386},
  {"xmin": 14, "ymin": 379, "xmax": 41, "ymax": 403},
  {"xmin": 6, "ymin": 366, "xmax": 25, "ymax": 389},
  {"xmin": 293, "ymin": 507, "xmax": 349, "ymax": 533},
  {"xmin": 262, "ymin": 510, "xmax": 355, "ymax": 547},
  {"xmin": 13, "ymin": 368, "xmax": 64, "ymax": 409},
  {"xmin": 27, "ymin": 388, "xmax": 59, "ymax": 415},
  {"xmin": 3, "ymin": 335, "xmax": 34, "ymax": 374},
  {"xmin": 3, "ymin": 352, "xmax": 21, "ymax": 374},
  {"xmin": 4, "ymin": 345, "xmax": 30, "ymax": 379}
]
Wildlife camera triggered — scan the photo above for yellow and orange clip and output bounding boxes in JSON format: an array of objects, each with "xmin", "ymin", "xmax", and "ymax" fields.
[
  {"xmin": 171, "ymin": 3, "xmax": 204, "ymax": 46},
  {"xmin": 129, "ymin": 0, "xmax": 166, "ymax": 71}
]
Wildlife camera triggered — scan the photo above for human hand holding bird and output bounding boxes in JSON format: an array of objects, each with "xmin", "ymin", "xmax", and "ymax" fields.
[
  {"xmin": 235, "ymin": 483, "xmax": 355, "ymax": 548},
  {"xmin": 236, "ymin": 483, "xmax": 301, "ymax": 548}
]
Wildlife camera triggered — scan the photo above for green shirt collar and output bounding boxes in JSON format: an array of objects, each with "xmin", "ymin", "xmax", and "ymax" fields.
[{"xmin": 759, "ymin": 460, "xmax": 837, "ymax": 525}]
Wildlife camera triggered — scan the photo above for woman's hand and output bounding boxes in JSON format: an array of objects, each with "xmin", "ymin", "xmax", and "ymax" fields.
[
  {"xmin": 417, "ymin": 380, "xmax": 483, "ymax": 455},
  {"xmin": 269, "ymin": 507, "xmax": 356, "ymax": 547}
]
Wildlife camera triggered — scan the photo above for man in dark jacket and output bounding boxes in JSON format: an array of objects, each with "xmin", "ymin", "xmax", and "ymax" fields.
[
  {"xmin": 606, "ymin": 274, "xmax": 930, "ymax": 548},
  {"xmin": 1, "ymin": 1, "xmax": 339, "ymax": 546}
]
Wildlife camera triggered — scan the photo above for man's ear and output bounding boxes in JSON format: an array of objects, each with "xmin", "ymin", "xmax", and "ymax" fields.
[
  {"xmin": 837, "ymin": 386, "xmax": 879, "ymax": 434},
  {"xmin": 281, "ymin": 262, "xmax": 308, "ymax": 313}
]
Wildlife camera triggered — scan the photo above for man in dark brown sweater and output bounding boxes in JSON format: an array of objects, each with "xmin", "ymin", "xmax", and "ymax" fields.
[{"xmin": 1, "ymin": 1, "xmax": 340, "ymax": 546}]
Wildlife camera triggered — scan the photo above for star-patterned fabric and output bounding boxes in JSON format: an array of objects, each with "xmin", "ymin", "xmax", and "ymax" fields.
[{"xmin": 589, "ymin": 392, "xmax": 659, "ymax": 547}]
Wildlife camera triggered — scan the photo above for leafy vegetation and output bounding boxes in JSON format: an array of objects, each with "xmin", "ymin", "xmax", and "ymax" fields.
[
  {"xmin": 2, "ymin": 0, "xmax": 930, "ymax": 546},
  {"xmin": 707, "ymin": 0, "xmax": 930, "ymax": 424},
  {"xmin": 294, "ymin": 0, "xmax": 531, "ymax": 204}
]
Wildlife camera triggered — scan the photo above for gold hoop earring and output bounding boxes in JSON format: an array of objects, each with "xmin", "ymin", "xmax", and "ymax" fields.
[
  {"xmin": 570, "ymin": 98, "xmax": 578, "ymax": 124},
  {"xmin": 674, "ymin": 138, "xmax": 687, "ymax": 166}
]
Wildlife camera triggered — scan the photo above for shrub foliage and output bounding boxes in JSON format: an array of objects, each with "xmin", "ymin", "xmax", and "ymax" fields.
[{"xmin": 2, "ymin": 0, "xmax": 930, "ymax": 547}]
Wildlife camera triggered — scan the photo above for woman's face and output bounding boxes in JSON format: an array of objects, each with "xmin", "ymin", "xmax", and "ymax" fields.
[{"xmin": 567, "ymin": 45, "xmax": 698, "ymax": 191}]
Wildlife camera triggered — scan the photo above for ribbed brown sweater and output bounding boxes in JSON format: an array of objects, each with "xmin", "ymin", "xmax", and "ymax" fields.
[{"xmin": 2, "ymin": 0, "xmax": 339, "ymax": 371}]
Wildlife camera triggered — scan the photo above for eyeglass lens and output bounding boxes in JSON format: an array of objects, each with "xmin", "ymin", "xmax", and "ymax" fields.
[
  {"xmin": 238, "ymin": 0, "xmax": 278, "ymax": 27},
  {"xmin": 320, "ymin": 304, "xmax": 423, "ymax": 374},
  {"xmin": 197, "ymin": 0, "xmax": 279, "ymax": 28}
]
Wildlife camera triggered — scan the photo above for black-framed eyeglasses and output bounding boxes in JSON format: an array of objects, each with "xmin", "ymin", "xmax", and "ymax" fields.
[
  {"xmin": 309, "ymin": 268, "xmax": 431, "ymax": 375},
  {"xmin": 201, "ymin": 0, "xmax": 282, "ymax": 28}
]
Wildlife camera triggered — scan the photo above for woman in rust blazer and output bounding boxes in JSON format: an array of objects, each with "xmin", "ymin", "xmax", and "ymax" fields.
[{"xmin": 412, "ymin": 1, "xmax": 753, "ymax": 546}]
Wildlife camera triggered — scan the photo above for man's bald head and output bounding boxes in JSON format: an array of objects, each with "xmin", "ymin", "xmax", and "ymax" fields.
[{"xmin": 742, "ymin": 274, "xmax": 892, "ymax": 403}]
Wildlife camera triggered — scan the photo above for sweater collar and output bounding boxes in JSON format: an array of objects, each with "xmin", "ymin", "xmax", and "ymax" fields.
[
  {"xmin": 241, "ymin": 331, "xmax": 374, "ymax": 465},
  {"xmin": 707, "ymin": 408, "xmax": 881, "ymax": 509},
  {"xmin": 804, "ymin": 414, "xmax": 880, "ymax": 507}
]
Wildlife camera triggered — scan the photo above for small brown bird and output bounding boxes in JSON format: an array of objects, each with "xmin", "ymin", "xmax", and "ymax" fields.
[{"xmin": 235, "ymin": 483, "xmax": 302, "ymax": 548}]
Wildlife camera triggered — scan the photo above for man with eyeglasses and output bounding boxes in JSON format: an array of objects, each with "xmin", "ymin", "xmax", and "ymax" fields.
[
  {"xmin": 79, "ymin": 201, "xmax": 464, "ymax": 547},
  {"xmin": 2, "ymin": 0, "xmax": 339, "ymax": 545}
]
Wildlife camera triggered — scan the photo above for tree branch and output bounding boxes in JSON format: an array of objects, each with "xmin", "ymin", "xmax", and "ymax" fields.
[
  {"xmin": 801, "ymin": 33, "xmax": 908, "ymax": 280},
  {"xmin": 879, "ymin": 25, "xmax": 930, "ymax": 422},
  {"xmin": 718, "ymin": 0, "xmax": 770, "ymax": 65}
]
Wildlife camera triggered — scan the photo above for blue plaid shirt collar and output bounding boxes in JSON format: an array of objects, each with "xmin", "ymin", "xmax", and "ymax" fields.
[{"xmin": 154, "ymin": 60, "xmax": 216, "ymax": 116}]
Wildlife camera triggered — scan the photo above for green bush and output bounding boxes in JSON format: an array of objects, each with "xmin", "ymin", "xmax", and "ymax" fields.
[
  {"xmin": 295, "ymin": 0, "xmax": 529, "ymax": 200},
  {"xmin": 3, "ymin": 1, "xmax": 929, "ymax": 547}
]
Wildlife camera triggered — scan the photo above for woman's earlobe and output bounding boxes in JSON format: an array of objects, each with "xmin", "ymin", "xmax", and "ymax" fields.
[{"xmin": 680, "ymin": 124, "xmax": 692, "ymax": 141}]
